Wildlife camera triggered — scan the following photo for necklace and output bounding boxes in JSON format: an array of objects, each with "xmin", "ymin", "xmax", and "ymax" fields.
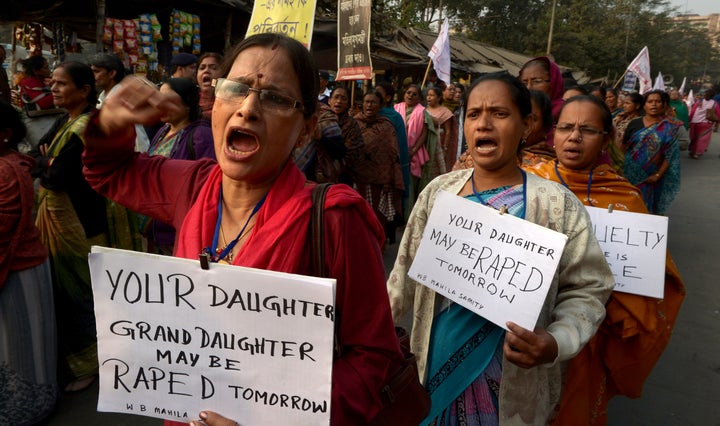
[
  {"xmin": 554, "ymin": 160, "xmax": 593, "ymax": 203},
  {"xmin": 470, "ymin": 169, "xmax": 527, "ymax": 219},
  {"xmin": 204, "ymin": 187, "xmax": 268, "ymax": 264},
  {"xmin": 218, "ymin": 223, "xmax": 255, "ymax": 264}
]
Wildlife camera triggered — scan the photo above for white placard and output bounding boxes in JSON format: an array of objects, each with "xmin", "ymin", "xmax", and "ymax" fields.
[
  {"xmin": 89, "ymin": 247, "xmax": 335, "ymax": 425},
  {"xmin": 585, "ymin": 206, "xmax": 668, "ymax": 298},
  {"xmin": 408, "ymin": 191, "xmax": 568, "ymax": 330}
]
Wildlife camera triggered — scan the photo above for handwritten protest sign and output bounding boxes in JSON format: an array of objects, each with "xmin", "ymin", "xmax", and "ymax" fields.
[
  {"xmin": 246, "ymin": 0, "xmax": 318, "ymax": 48},
  {"xmin": 585, "ymin": 206, "xmax": 667, "ymax": 298},
  {"xmin": 89, "ymin": 247, "xmax": 335, "ymax": 425},
  {"xmin": 408, "ymin": 191, "xmax": 567, "ymax": 330},
  {"xmin": 336, "ymin": 0, "xmax": 372, "ymax": 81}
]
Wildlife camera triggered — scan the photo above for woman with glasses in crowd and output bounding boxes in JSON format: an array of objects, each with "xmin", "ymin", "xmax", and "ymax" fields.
[
  {"xmin": 394, "ymin": 84, "xmax": 442, "ymax": 214},
  {"xmin": 525, "ymin": 95, "xmax": 684, "ymax": 425},
  {"xmin": 518, "ymin": 57, "xmax": 565, "ymax": 146},
  {"xmin": 82, "ymin": 33, "xmax": 403, "ymax": 425}
]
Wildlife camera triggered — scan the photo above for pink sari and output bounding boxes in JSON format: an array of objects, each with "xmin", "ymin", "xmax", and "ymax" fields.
[{"xmin": 394, "ymin": 102, "xmax": 430, "ymax": 177}]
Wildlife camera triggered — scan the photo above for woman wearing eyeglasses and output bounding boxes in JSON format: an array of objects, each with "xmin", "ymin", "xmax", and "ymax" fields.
[
  {"xmin": 518, "ymin": 56, "xmax": 565, "ymax": 143},
  {"xmin": 394, "ymin": 84, "xmax": 442, "ymax": 214},
  {"xmin": 621, "ymin": 90, "xmax": 681, "ymax": 214},
  {"xmin": 82, "ymin": 33, "xmax": 403, "ymax": 425},
  {"xmin": 524, "ymin": 95, "xmax": 685, "ymax": 425}
]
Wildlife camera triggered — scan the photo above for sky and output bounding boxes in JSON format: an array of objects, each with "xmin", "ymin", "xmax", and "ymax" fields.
[{"xmin": 669, "ymin": 0, "xmax": 718, "ymax": 16}]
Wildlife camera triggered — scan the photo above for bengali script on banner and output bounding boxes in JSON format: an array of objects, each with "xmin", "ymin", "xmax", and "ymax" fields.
[
  {"xmin": 336, "ymin": 0, "xmax": 372, "ymax": 81},
  {"xmin": 246, "ymin": 0, "xmax": 318, "ymax": 48}
]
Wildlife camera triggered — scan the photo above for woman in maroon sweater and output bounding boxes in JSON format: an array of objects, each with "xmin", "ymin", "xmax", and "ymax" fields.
[
  {"xmin": 83, "ymin": 34, "xmax": 402, "ymax": 425},
  {"xmin": 0, "ymin": 99, "xmax": 57, "ymax": 424}
]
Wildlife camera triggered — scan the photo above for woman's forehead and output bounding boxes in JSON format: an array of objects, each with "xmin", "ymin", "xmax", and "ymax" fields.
[{"xmin": 228, "ymin": 46, "xmax": 295, "ymax": 82}]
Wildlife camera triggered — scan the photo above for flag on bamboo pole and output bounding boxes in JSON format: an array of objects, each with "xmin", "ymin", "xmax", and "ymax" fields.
[
  {"xmin": 428, "ymin": 17, "xmax": 451, "ymax": 85},
  {"xmin": 678, "ymin": 77, "xmax": 687, "ymax": 95},
  {"xmin": 653, "ymin": 72, "xmax": 665, "ymax": 91},
  {"xmin": 626, "ymin": 46, "xmax": 651, "ymax": 94}
]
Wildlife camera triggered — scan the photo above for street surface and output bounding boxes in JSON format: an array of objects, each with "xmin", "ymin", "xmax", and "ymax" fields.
[{"xmin": 44, "ymin": 132, "xmax": 720, "ymax": 425}]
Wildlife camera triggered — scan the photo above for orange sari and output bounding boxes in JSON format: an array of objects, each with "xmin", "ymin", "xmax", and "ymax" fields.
[{"xmin": 525, "ymin": 160, "xmax": 686, "ymax": 425}]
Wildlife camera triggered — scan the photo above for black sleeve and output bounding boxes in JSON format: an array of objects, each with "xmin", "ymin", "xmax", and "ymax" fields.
[
  {"xmin": 37, "ymin": 133, "xmax": 85, "ymax": 193},
  {"xmin": 623, "ymin": 118, "xmax": 644, "ymax": 146}
]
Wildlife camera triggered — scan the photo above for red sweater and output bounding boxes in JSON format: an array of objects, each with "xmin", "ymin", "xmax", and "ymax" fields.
[
  {"xmin": 83, "ymin": 115, "xmax": 402, "ymax": 424},
  {"xmin": 0, "ymin": 152, "xmax": 48, "ymax": 287}
]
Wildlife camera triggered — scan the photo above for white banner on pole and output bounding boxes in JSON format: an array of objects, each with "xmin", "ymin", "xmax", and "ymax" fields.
[
  {"xmin": 627, "ymin": 46, "xmax": 652, "ymax": 94},
  {"xmin": 407, "ymin": 191, "xmax": 567, "ymax": 331}
]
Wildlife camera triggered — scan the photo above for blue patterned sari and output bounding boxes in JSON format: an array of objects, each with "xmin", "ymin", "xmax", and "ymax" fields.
[
  {"xmin": 423, "ymin": 182, "xmax": 525, "ymax": 426},
  {"xmin": 622, "ymin": 119, "xmax": 680, "ymax": 214}
]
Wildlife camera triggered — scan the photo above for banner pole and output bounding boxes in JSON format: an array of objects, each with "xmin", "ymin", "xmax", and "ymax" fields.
[
  {"xmin": 613, "ymin": 71, "xmax": 627, "ymax": 89},
  {"xmin": 351, "ymin": 81, "xmax": 355, "ymax": 112},
  {"xmin": 421, "ymin": 60, "xmax": 433, "ymax": 89}
]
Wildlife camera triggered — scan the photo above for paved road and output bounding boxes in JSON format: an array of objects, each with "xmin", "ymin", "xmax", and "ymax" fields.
[
  {"xmin": 606, "ymin": 131, "xmax": 720, "ymax": 425},
  {"xmin": 44, "ymin": 132, "xmax": 720, "ymax": 425}
]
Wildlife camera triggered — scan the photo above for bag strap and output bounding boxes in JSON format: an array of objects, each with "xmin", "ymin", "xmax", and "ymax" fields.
[{"xmin": 309, "ymin": 183, "xmax": 332, "ymax": 277}]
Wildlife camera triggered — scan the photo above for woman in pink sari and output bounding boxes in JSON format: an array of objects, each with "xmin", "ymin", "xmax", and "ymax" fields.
[
  {"xmin": 394, "ymin": 84, "xmax": 440, "ymax": 213},
  {"xmin": 688, "ymin": 89, "xmax": 720, "ymax": 159}
]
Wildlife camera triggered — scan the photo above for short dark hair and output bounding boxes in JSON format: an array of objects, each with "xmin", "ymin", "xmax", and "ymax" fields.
[
  {"xmin": 529, "ymin": 90, "xmax": 553, "ymax": 133},
  {"xmin": 88, "ymin": 53, "xmax": 125, "ymax": 82},
  {"xmin": 220, "ymin": 33, "xmax": 318, "ymax": 118},
  {"xmin": 55, "ymin": 61, "xmax": 97, "ymax": 106},
  {"xmin": 165, "ymin": 78, "xmax": 200, "ymax": 121},
  {"xmin": 21, "ymin": 56, "xmax": 47, "ymax": 77},
  {"xmin": 559, "ymin": 95, "xmax": 613, "ymax": 134},
  {"xmin": 643, "ymin": 89, "xmax": 669, "ymax": 108},
  {"xmin": 404, "ymin": 84, "xmax": 424, "ymax": 102},
  {"xmin": 198, "ymin": 52, "xmax": 223, "ymax": 64},
  {"xmin": 426, "ymin": 86, "xmax": 443, "ymax": 98},
  {"xmin": 465, "ymin": 72, "xmax": 531, "ymax": 118},
  {"xmin": 589, "ymin": 85, "xmax": 607, "ymax": 100},
  {"xmin": 0, "ymin": 99, "xmax": 27, "ymax": 151},
  {"xmin": 365, "ymin": 89, "xmax": 383, "ymax": 105},
  {"xmin": 625, "ymin": 92, "xmax": 643, "ymax": 107},
  {"xmin": 564, "ymin": 85, "xmax": 589, "ymax": 96}
]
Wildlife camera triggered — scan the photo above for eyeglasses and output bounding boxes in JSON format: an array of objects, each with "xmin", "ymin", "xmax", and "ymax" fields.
[
  {"xmin": 212, "ymin": 78, "xmax": 304, "ymax": 113},
  {"xmin": 405, "ymin": 91, "xmax": 419, "ymax": 97},
  {"xmin": 554, "ymin": 123, "xmax": 608, "ymax": 139},
  {"xmin": 521, "ymin": 78, "xmax": 551, "ymax": 87}
]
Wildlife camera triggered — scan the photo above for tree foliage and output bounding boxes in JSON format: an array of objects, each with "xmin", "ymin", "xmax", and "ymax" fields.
[{"xmin": 381, "ymin": 0, "xmax": 720, "ymax": 84}]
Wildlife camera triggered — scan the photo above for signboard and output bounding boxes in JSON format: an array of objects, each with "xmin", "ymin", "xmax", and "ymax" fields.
[
  {"xmin": 585, "ymin": 206, "xmax": 668, "ymax": 298},
  {"xmin": 246, "ymin": 0, "xmax": 318, "ymax": 48},
  {"xmin": 408, "ymin": 191, "xmax": 567, "ymax": 330},
  {"xmin": 336, "ymin": 0, "xmax": 372, "ymax": 81},
  {"xmin": 89, "ymin": 247, "xmax": 335, "ymax": 424}
]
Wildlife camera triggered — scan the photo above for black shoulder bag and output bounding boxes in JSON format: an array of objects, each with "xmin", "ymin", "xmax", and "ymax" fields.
[{"xmin": 309, "ymin": 184, "xmax": 431, "ymax": 426}]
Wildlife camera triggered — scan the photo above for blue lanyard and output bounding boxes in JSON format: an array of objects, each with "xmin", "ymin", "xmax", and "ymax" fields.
[
  {"xmin": 205, "ymin": 187, "xmax": 267, "ymax": 263},
  {"xmin": 554, "ymin": 160, "xmax": 593, "ymax": 203},
  {"xmin": 470, "ymin": 168, "xmax": 527, "ymax": 219}
]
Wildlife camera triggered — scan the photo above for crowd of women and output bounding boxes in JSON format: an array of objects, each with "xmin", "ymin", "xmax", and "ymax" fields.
[{"xmin": 0, "ymin": 33, "xmax": 704, "ymax": 425}]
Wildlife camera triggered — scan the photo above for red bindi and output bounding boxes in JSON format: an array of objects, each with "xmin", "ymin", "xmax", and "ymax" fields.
[{"xmin": 257, "ymin": 73, "xmax": 263, "ymax": 79}]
